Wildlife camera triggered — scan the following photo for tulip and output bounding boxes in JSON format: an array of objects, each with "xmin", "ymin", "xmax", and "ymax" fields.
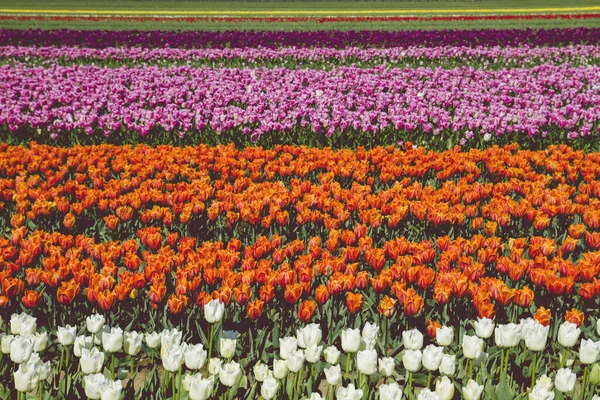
[
  {"xmin": 341, "ymin": 328, "xmax": 361, "ymax": 353},
  {"xmin": 580, "ymin": 339, "xmax": 600, "ymax": 364},
  {"xmin": 11, "ymin": 336, "xmax": 33, "ymax": 364},
  {"xmin": 305, "ymin": 343, "xmax": 323, "ymax": 363},
  {"xmin": 219, "ymin": 337, "xmax": 236, "ymax": 359},
  {"xmin": 379, "ymin": 382, "xmax": 403, "ymax": 400},
  {"xmin": 422, "ymin": 344, "xmax": 444, "ymax": 372},
  {"xmin": 86, "ymin": 313, "xmax": 105, "ymax": 334},
  {"xmin": 521, "ymin": 318, "xmax": 549, "ymax": 352},
  {"xmin": 495, "ymin": 323, "xmax": 521, "ymax": 348},
  {"xmin": 297, "ymin": 323, "xmax": 322, "ymax": 349},
  {"xmin": 162, "ymin": 342, "xmax": 185, "ymax": 372},
  {"xmin": 435, "ymin": 326, "xmax": 453, "ymax": 346},
  {"xmin": 324, "ymin": 363, "xmax": 342, "ymax": 385},
  {"xmin": 261, "ymin": 376, "xmax": 279, "ymax": 400},
  {"xmin": 279, "ymin": 336, "xmax": 298, "ymax": 360},
  {"xmin": 273, "ymin": 359, "xmax": 288, "ymax": 379},
  {"xmin": 403, "ymin": 349, "xmax": 422, "ymax": 372},
  {"xmin": 473, "ymin": 317, "xmax": 495, "ymax": 339},
  {"xmin": 402, "ymin": 329, "xmax": 423, "ymax": 350},
  {"xmin": 204, "ymin": 299, "xmax": 225, "ymax": 324},
  {"xmin": 145, "ymin": 331, "xmax": 161, "ymax": 349},
  {"xmin": 597, "ymin": 319, "xmax": 600, "ymax": 337},
  {"xmin": 462, "ymin": 335, "xmax": 484, "ymax": 360},
  {"xmin": 188, "ymin": 374, "xmax": 214, "ymax": 400},
  {"xmin": 554, "ymin": 368, "xmax": 576, "ymax": 393},
  {"xmin": 57, "ymin": 325, "xmax": 77, "ymax": 346},
  {"xmin": 529, "ymin": 375, "xmax": 554, "ymax": 400},
  {"xmin": 99, "ymin": 378, "xmax": 122, "ymax": 400},
  {"xmin": 208, "ymin": 358, "xmax": 223, "ymax": 375},
  {"xmin": 324, "ymin": 345, "xmax": 340, "ymax": 365},
  {"xmin": 81, "ymin": 347, "xmax": 105, "ymax": 375},
  {"xmin": 336, "ymin": 383, "xmax": 363, "ymax": 400},
  {"xmin": 558, "ymin": 322, "xmax": 581, "ymax": 348},
  {"xmin": 84, "ymin": 373, "xmax": 106, "ymax": 400},
  {"xmin": 14, "ymin": 361, "xmax": 40, "ymax": 393},
  {"xmin": 286, "ymin": 349, "xmax": 305, "ymax": 373},
  {"xmin": 378, "ymin": 357, "xmax": 395, "ymax": 377},
  {"xmin": 32, "ymin": 332, "xmax": 47, "ymax": 353},
  {"xmin": 357, "ymin": 349, "xmax": 377, "ymax": 376},
  {"xmin": 102, "ymin": 327, "xmax": 123, "ymax": 353},
  {"xmin": 462, "ymin": 379, "xmax": 484, "ymax": 400},
  {"xmin": 253, "ymin": 361, "xmax": 270, "ymax": 383},
  {"xmin": 308, "ymin": 393, "xmax": 324, "ymax": 400},
  {"xmin": 219, "ymin": 361, "xmax": 241, "ymax": 387},
  {"xmin": 74, "ymin": 335, "xmax": 93, "ymax": 358},
  {"xmin": 439, "ymin": 354, "xmax": 456, "ymax": 377},
  {"xmin": 417, "ymin": 388, "xmax": 441, "ymax": 400},
  {"xmin": 185, "ymin": 343, "xmax": 208, "ymax": 370},
  {"xmin": 1, "ymin": 334, "xmax": 14, "ymax": 354},
  {"xmin": 361, "ymin": 322, "xmax": 379, "ymax": 350},
  {"xmin": 435, "ymin": 376, "xmax": 454, "ymax": 400},
  {"xmin": 124, "ymin": 331, "xmax": 143, "ymax": 356},
  {"xmin": 11, "ymin": 313, "xmax": 37, "ymax": 337}
]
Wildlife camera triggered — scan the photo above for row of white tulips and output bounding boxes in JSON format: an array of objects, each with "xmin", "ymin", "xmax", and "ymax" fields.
[{"xmin": 2, "ymin": 300, "xmax": 600, "ymax": 399}]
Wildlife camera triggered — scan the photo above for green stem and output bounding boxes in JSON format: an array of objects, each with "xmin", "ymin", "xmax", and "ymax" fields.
[
  {"xmin": 581, "ymin": 365, "xmax": 589, "ymax": 400},
  {"xmin": 427, "ymin": 371, "xmax": 432, "ymax": 388},
  {"xmin": 295, "ymin": 368, "xmax": 303, "ymax": 400},
  {"xmin": 130, "ymin": 357, "xmax": 134, "ymax": 376},
  {"xmin": 361, "ymin": 373, "xmax": 368, "ymax": 400},
  {"xmin": 328, "ymin": 384, "xmax": 333, "ymax": 400},
  {"xmin": 172, "ymin": 368, "xmax": 176, "ymax": 400},
  {"xmin": 561, "ymin": 348, "xmax": 567, "ymax": 369},
  {"xmin": 38, "ymin": 381, "xmax": 43, "ymax": 400},
  {"xmin": 500, "ymin": 348, "xmax": 505, "ymax": 380},
  {"xmin": 530, "ymin": 352, "xmax": 537, "ymax": 389},
  {"xmin": 503, "ymin": 348, "xmax": 510, "ymax": 378},
  {"xmin": 208, "ymin": 324, "xmax": 214, "ymax": 361},
  {"xmin": 111, "ymin": 353, "xmax": 115, "ymax": 380},
  {"xmin": 469, "ymin": 359, "xmax": 473, "ymax": 381},
  {"xmin": 408, "ymin": 371, "xmax": 413, "ymax": 400},
  {"xmin": 58, "ymin": 346, "xmax": 65, "ymax": 377},
  {"xmin": 345, "ymin": 353, "xmax": 352, "ymax": 382}
]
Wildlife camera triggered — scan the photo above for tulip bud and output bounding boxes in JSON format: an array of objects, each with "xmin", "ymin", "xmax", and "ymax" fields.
[
  {"xmin": 473, "ymin": 317, "xmax": 495, "ymax": 339},
  {"xmin": 402, "ymin": 329, "xmax": 423, "ymax": 350},
  {"xmin": 379, "ymin": 382, "xmax": 403, "ymax": 400},
  {"xmin": 554, "ymin": 368, "xmax": 576, "ymax": 393},
  {"xmin": 102, "ymin": 327, "xmax": 123, "ymax": 353},
  {"xmin": 378, "ymin": 357, "xmax": 395, "ymax": 377},
  {"xmin": 435, "ymin": 376, "xmax": 454, "ymax": 400},
  {"xmin": 86, "ymin": 314, "xmax": 105, "ymax": 334},
  {"xmin": 286, "ymin": 349, "xmax": 305, "ymax": 373},
  {"xmin": 145, "ymin": 331, "xmax": 161, "ymax": 349},
  {"xmin": 341, "ymin": 328, "xmax": 361, "ymax": 353},
  {"xmin": 74, "ymin": 335, "xmax": 93, "ymax": 358},
  {"xmin": 163, "ymin": 343, "xmax": 186, "ymax": 372},
  {"xmin": 219, "ymin": 361, "xmax": 241, "ymax": 387},
  {"xmin": 124, "ymin": 331, "xmax": 143, "ymax": 356},
  {"xmin": 84, "ymin": 373, "xmax": 106, "ymax": 400},
  {"xmin": 99, "ymin": 378, "xmax": 122, "ymax": 400},
  {"xmin": 435, "ymin": 326, "xmax": 453, "ymax": 347},
  {"xmin": 336, "ymin": 384, "xmax": 363, "ymax": 400},
  {"xmin": 14, "ymin": 361, "xmax": 40, "ymax": 393},
  {"xmin": 204, "ymin": 299, "xmax": 225, "ymax": 324},
  {"xmin": 580, "ymin": 339, "xmax": 600, "ymax": 364},
  {"xmin": 253, "ymin": 361, "xmax": 271, "ymax": 383},
  {"xmin": 462, "ymin": 335, "xmax": 484, "ymax": 360},
  {"xmin": 10, "ymin": 336, "xmax": 33, "ymax": 364},
  {"xmin": 279, "ymin": 336, "xmax": 298, "ymax": 360},
  {"xmin": 261, "ymin": 376, "xmax": 279, "ymax": 400},
  {"xmin": 80, "ymin": 347, "xmax": 105, "ymax": 375},
  {"xmin": 324, "ymin": 364, "xmax": 342, "ymax": 385},
  {"xmin": 189, "ymin": 374, "xmax": 214, "ymax": 400},
  {"xmin": 558, "ymin": 322, "xmax": 581, "ymax": 348},
  {"xmin": 273, "ymin": 359, "xmax": 288, "ymax": 380},
  {"xmin": 219, "ymin": 338, "xmax": 236, "ymax": 359},
  {"xmin": 357, "ymin": 349, "xmax": 377, "ymax": 375},
  {"xmin": 462, "ymin": 379, "xmax": 484, "ymax": 400},
  {"xmin": 439, "ymin": 354, "xmax": 456, "ymax": 377},
  {"xmin": 57, "ymin": 325, "xmax": 77, "ymax": 346},
  {"xmin": 208, "ymin": 358, "xmax": 223, "ymax": 376},
  {"xmin": 422, "ymin": 344, "xmax": 444, "ymax": 371},
  {"xmin": 185, "ymin": 343, "xmax": 208, "ymax": 370},
  {"xmin": 402, "ymin": 349, "xmax": 422, "ymax": 372},
  {"xmin": 305, "ymin": 343, "xmax": 323, "ymax": 363},
  {"xmin": 324, "ymin": 345, "xmax": 340, "ymax": 365}
]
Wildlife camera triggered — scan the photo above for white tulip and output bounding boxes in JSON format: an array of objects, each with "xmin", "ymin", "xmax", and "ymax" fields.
[
  {"xmin": 462, "ymin": 379, "xmax": 484, "ymax": 400},
  {"xmin": 379, "ymin": 382, "xmax": 403, "ymax": 400},
  {"xmin": 521, "ymin": 318, "xmax": 549, "ymax": 351},
  {"xmin": 435, "ymin": 376, "xmax": 454, "ymax": 400},
  {"xmin": 324, "ymin": 363, "xmax": 342, "ymax": 385},
  {"xmin": 162, "ymin": 342, "xmax": 186, "ymax": 372},
  {"xmin": 361, "ymin": 322, "xmax": 379, "ymax": 350},
  {"xmin": 86, "ymin": 314, "xmax": 105, "ymax": 334},
  {"xmin": 341, "ymin": 328, "xmax": 361, "ymax": 353},
  {"xmin": 305, "ymin": 343, "xmax": 323, "ymax": 363},
  {"xmin": 204, "ymin": 299, "xmax": 225, "ymax": 324},
  {"xmin": 99, "ymin": 378, "xmax": 122, "ymax": 400},
  {"xmin": 84, "ymin": 373, "xmax": 106, "ymax": 400},
  {"xmin": 495, "ymin": 323, "xmax": 521, "ymax": 347},
  {"xmin": 102, "ymin": 327, "xmax": 123, "ymax": 353},
  {"xmin": 81, "ymin": 347, "xmax": 105, "ymax": 375},
  {"xmin": 280, "ymin": 336, "xmax": 298, "ymax": 360},
  {"xmin": 189, "ymin": 374, "xmax": 214, "ymax": 400},
  {"xmin": 30, "ymin": 354, "xmax": 51, "ymax": 381},
  {"xmin": 220, "ymin": 338, "xmax": 236, "ymax": 359},
  {"xmin": 558, "ymin": 322, "xmax": 581, "ymax": 348},
  {"xmin": 32, "ymin": 331, "xmax": 48, "ymax": 353},
  {"xmin": 324, "ymin": 345, "xmax": 340, "ymax": 365},
  {"xmin": 13, "ymin": 361, "xmax": 40, "ymax": 392},
  {"xmin": 529, "ymin": 386, "xmax": 554, "ymax": 400},
  {"xmin": 287, "ymin": 349, "xmax": 305, "ymax": 373},
  {"xmin": 336, "ymin": 383, "xmax": 363, "ymax": 400},
  {"xmin": 219, "ymin": 361, "xmax": 241, "ymax": 387},
  {"xmin": 10, "ymin": 313, "xmax": 21, "ymax": 336},
  {"xmin": 273, "ymin": 359, "xmax": 288, "ymax": 379},
  {"xmin": 402, "ymin": 329, "xmax": 423, "ymax": 350},
  {"xmin": 417, "ymin": 388, "xmax": 441, "ymax": 400},
  {"xmin": 10, "ymin": 336, "xmax": 33, "ymax": 364},
  {"xmin": 253, "ymin": 361, "xmax": 271, "ymax": 382},
  {"xmin": 473, "ymin": 317, "xmax": 495, "ymax": 339},
  {"xmin": 261, "ymin": 376, "xmax": 279, "ymax": 400},
  {"xmin": 95, "ymin": 325, "xmax": 109, "ymax": 346},
  {"xmin": 145, "ymin": 331, "xmax": 161, "ymax": 349},
  {"xmin": 462, "ymin": 335, "xmax": 484, "ymax": 360},
  {"xmin": 402, "ymin": 349, "xmax": 422, "ymax": 372},
  {"xmin": 11, "ymin": 313, "xmax": 37, "ymax": 337},
  {"xmin": 580, "ymin": 339, "xmax": 600, "ymax": 364},
  {"xmin": 555, "ymin": 368, "xmax": 576, "ymax": 393},
  {"xmin": 435, "ymin": 327, "xmax": 453, "ymax": 346},
  {"xmin": 57, "ymin": 325, "xmax": 77, "ymax": 346},
  {"xmin": 124, "ymin": 331, "xmax": 143, "ymax": 356},
  {"xmin": 208, "ymin": 357, "xmax": 223, "ymax": 375},
  {"xmin": 422, "ymin": 344, "xmax": 444, "ymax": 371},
  {"xmin": 439, "ymin": 354, "xmax": 456, "ymax": 377},
  {"xmin": 308, "ymin": 393, "xmax": 324, "ymax": 400},
  {"xmin": 357, "ymin": 349, "xmax": 377, "ymax": 375},
  {"xmin": 378, "ymin": 357, "xmax": 396, "ymax": 377},
  {"xmin": 74, "ymin": 335, "xmax": 93, "ymax": 357},
  {"xmin": 185, "ymin": 343, "xmax": 208, "ymax": 370},
  {"xmin": 297, "ymin": 324, "xmax": 322, "ymax": 349},
  {"xmin": 1, "ymin": 334, "xmax": 14, "ymax": 354},
  {"xmin": 596, "ymin": 319, "xmax": 600, "ymax": 337},
  {"xmin": 160, "ymin": 328, "xmax": 182, "ymax": 357}
]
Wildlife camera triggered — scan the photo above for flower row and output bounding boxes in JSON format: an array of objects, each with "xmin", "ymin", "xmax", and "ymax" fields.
[
  {"xmin": 2, "ymin": 44, "xmax": 597, "ymax": 69},
  {"xmin": 1, "ymin": 27, "xmax": 599, "ymax": 49},
  {"xmin": 4, "ymin": 311, "xmax": 600, "ymax": 400},
  {"xmin": 2, "ymin": 64, "xmax": 599, "ymax": 141},
  {"xmin": 1, "ymin": 13, "xmax": 599, "ymax": 24}
]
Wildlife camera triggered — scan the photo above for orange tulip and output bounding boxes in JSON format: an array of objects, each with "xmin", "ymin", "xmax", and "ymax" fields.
[
  {"xmin": 247, "ymin": 298, "xmax": 265, "ymax": 320},
  {"xmin": 167, "ymin": 293, "xmax": 189, "ymax": 314},
  {"xmin": 565, "ymin": 308, "xmax": 584, "ymax": 327},
  {"xmin": 427, "ymin": 319, "xmax": 442, "ymax": 338},
  {"xmin": 298, "ymin": 299, "xmax": 317, "ymax": 322},
  {"xmin": 315, "ymin": 284, "xmax": 329, "ymax": 305},
  {"xmin": 346, "ymin": 292, "xmax": 363, "ymax": 314},
  {"xmin": 377, "ymin": 295, "xmax": 396, "ymax": 318},
  {"xmin": 284, "ymin": 283, "xmax": 303, "ymax": 304},
  {"xmin": 533, "ymin": 306, "xmax": 552, "ymax": 327},
  {"xmin": 97, "ymin": 289, "xmax": 117, "ymax": 311},
  {"xmin": 21, "ymin": 290, "xmax": 42, "ymax": 309}
]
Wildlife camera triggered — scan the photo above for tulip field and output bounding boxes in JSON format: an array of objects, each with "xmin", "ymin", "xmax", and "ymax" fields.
[{"xmin": 3, "ymin": 2, "xmax": 600, "ymax": 400}]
